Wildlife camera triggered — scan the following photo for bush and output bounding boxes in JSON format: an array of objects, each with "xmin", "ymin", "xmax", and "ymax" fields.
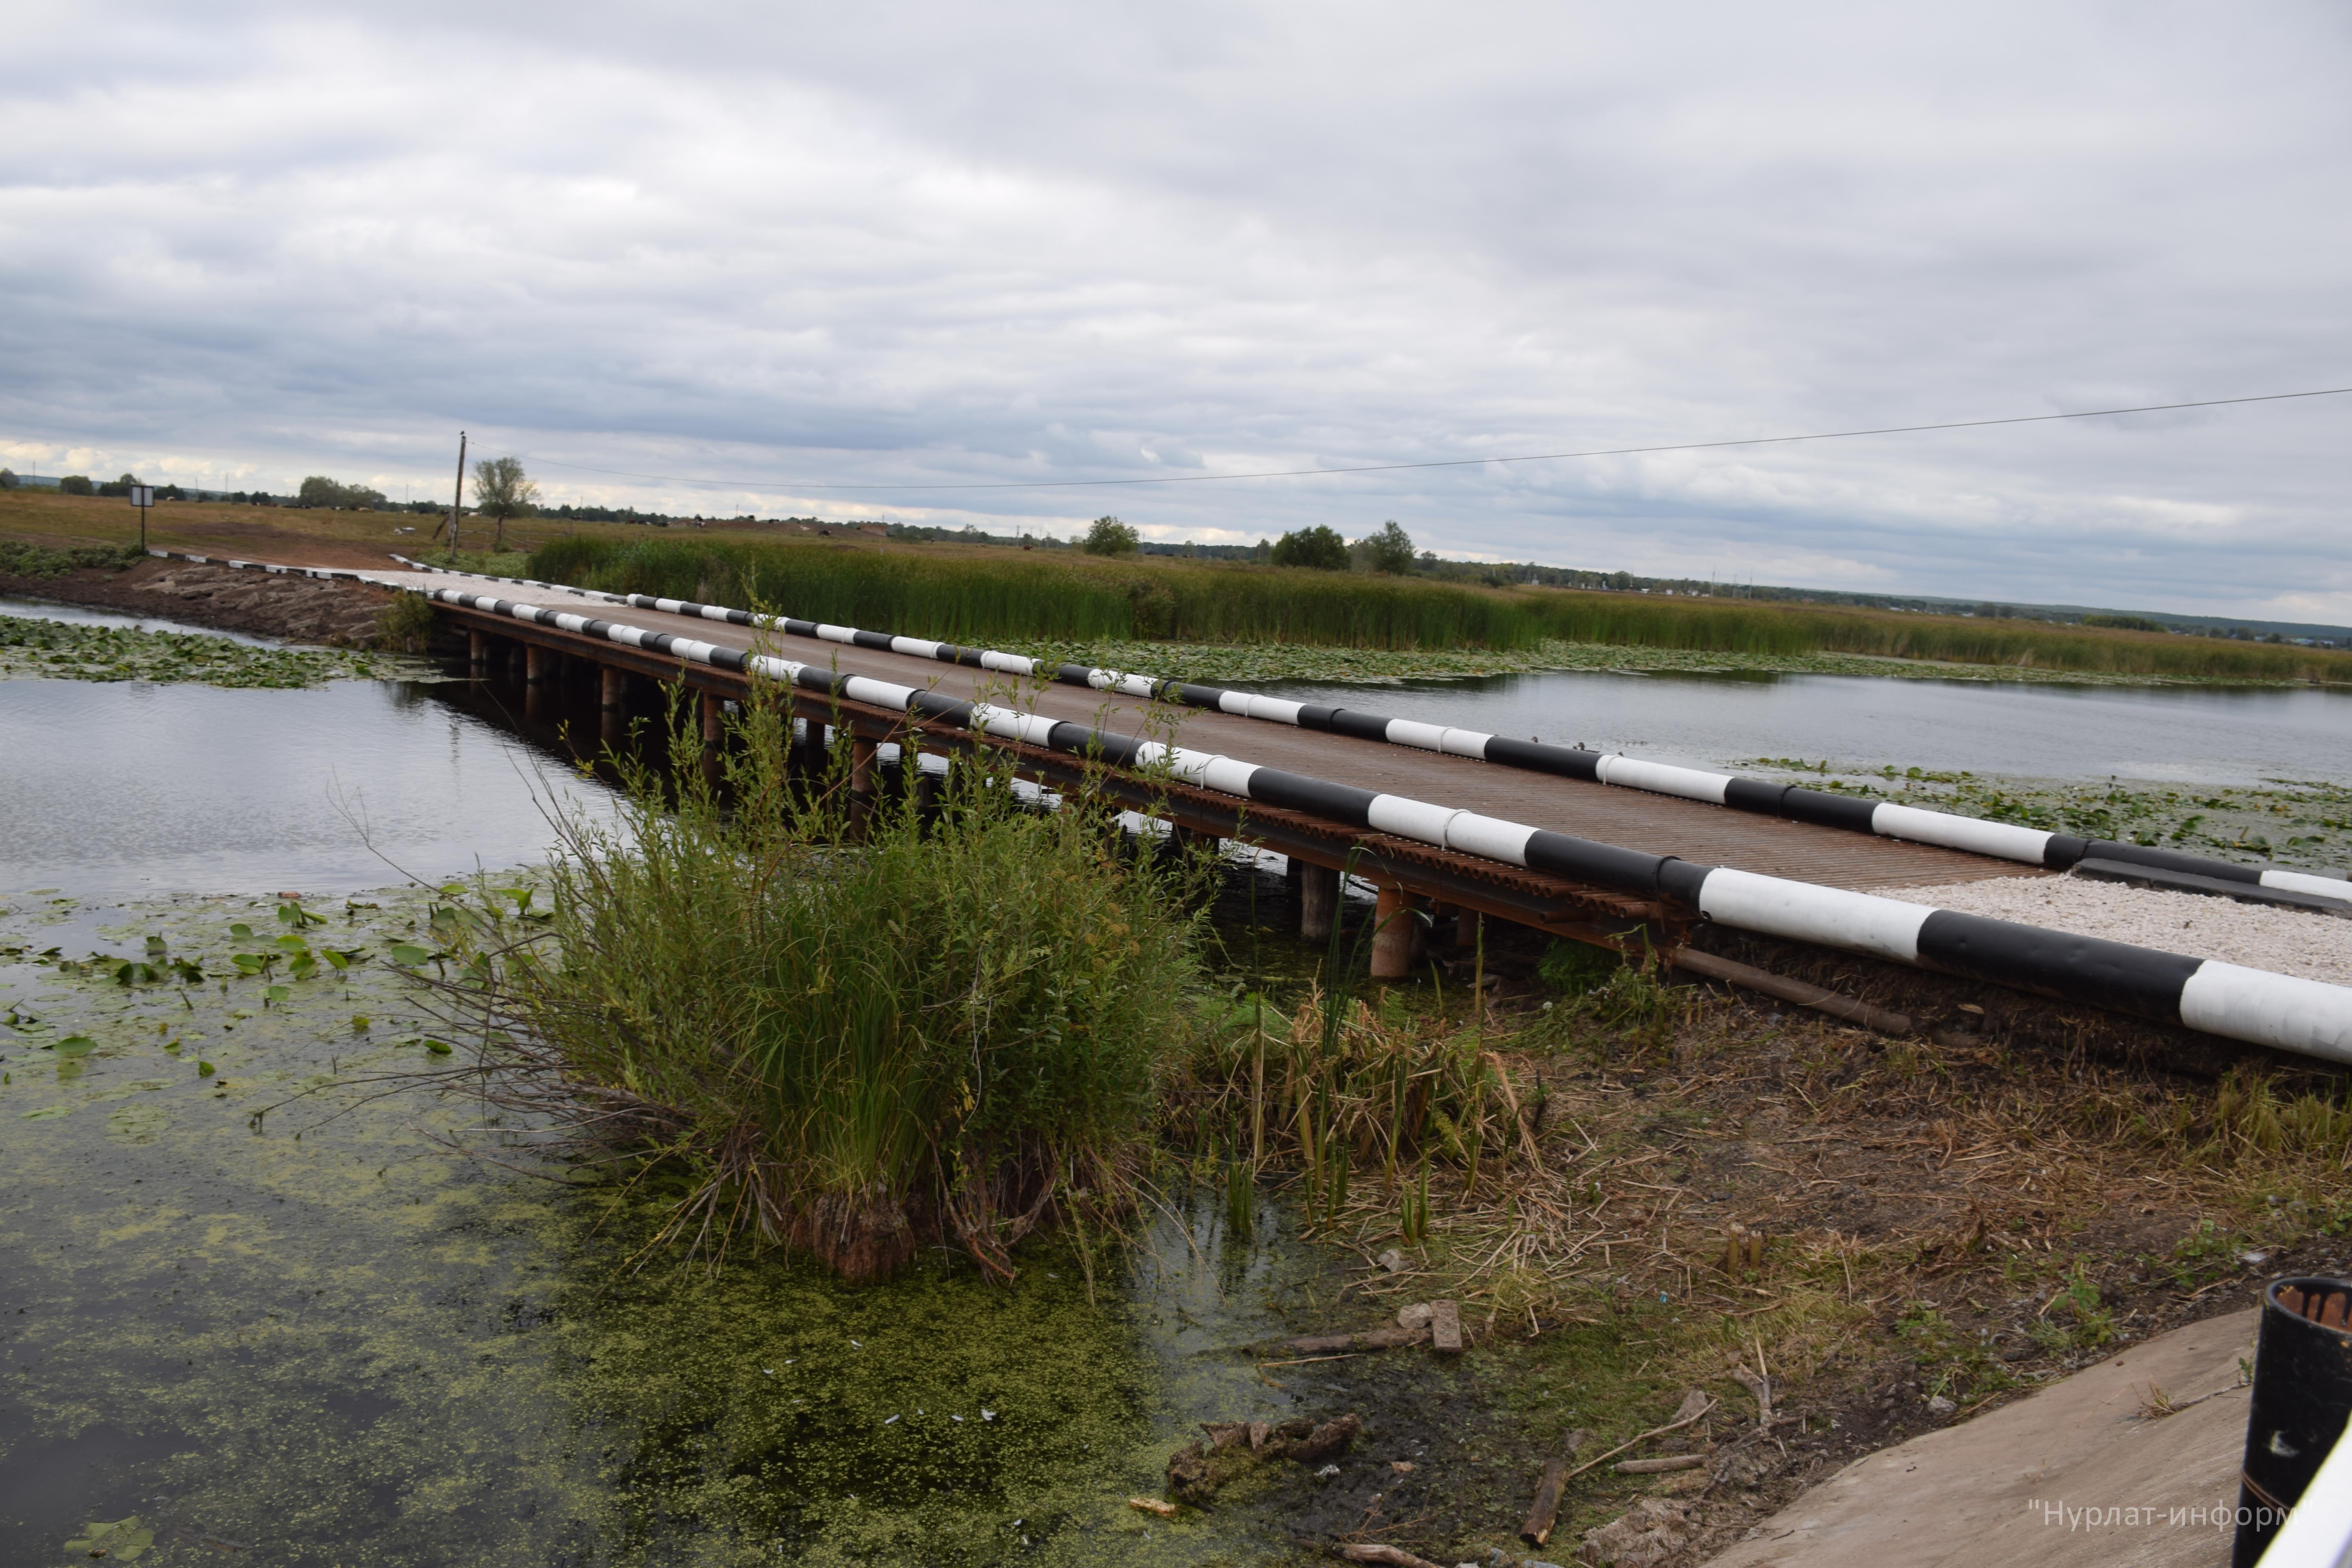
[
  {"xmin": 299, "ymin": 475, "xmax": 389, "ymax": 509},
  {"xmin": 1082, "ymin": 515, "xmax": 1139, "ymax": 556},
  {"xmin": 1271, "ymin": 525, "xmax": 1350, "ymax": 571},
  {"xmin": 373, "ymin": 591, "xmax": 438, "ymax": 653},
  {"xmin": 0, "ymin": 540, "xmax": 143, "ymax": 578},
  {"xmin": 2082, "ymin": 614, "xmax": 2169, "ymax": 633},
  {"xmin": 58, "ymin": 475, "xmax": 93, "ymax": 496},
  {"xmin": 1361, "ymin": 520, "xmax": 1415, "ymax": 575},
  {"xmin": 431, "ymin": 690, "xmax": 1205, "ymax": 1280},
  {"xmin": 0, "ymin": 469, "xmax": 17, "ymax": 490}
]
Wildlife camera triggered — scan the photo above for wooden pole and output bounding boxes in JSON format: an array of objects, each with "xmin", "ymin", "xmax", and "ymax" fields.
[
  {"xmin": 446, "ymin": 430, "xmax": 467, "ymax": 560},
  {"xmin": 1371, "ymin": 886, "xmax": 1416, "ymax": 980}
]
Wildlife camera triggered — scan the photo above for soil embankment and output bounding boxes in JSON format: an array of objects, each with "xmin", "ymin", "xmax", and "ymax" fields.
[{"xmin": 0, "ymin": 556, "xmax": 396, "ymax": 647}]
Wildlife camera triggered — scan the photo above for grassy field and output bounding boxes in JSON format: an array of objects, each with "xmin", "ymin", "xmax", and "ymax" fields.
[{"xmin": 6, "ymin": 488, "xmax": 2344, "ymax": 683}]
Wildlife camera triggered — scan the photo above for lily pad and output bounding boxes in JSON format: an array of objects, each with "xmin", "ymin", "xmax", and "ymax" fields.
[{"xmin": 53, "ymin": 1035, "xmax": 96, "ymax": 1057}]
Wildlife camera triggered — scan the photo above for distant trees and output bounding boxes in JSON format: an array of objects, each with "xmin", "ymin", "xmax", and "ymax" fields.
[
  {"xmin": 1361, "ymin": 520, "xmax": 1415, "ymax": 575},
  {"xmin": 1081, "ymin": 515, "xmax": 1139, "ymax": 556},
  {"xmin": 471, "ymin": 457, "xmax": 539, "ymax": 551},
  {"xmin": 97, "ymin": 472, "xmax": 140, "ymax": 497},
  {"xmin": 58, "ymin": 475, "xmax": 93, "ymax": 495},
  {"xmin": 1270, "ymin": 524, "xmax": 1348, "ymax": 571},
  {"xmin": 298, "ymin": 475, "xmax": 389, "ymax": 509},
  {"xmin": 0, "ymin": 469, "xmax": 16, "ymax": 490}
]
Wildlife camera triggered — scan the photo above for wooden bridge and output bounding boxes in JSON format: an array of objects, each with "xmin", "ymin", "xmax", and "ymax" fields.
[{"xmin": 407, "ymin": 572, "xmax": 2038, "ymax": 1030}]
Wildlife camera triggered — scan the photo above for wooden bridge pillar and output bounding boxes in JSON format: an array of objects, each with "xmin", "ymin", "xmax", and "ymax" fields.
[
  {"xmin": 700, "ymin": 691, "xmax": 724, "ymax": 745},
  {"xmin": 849, "ymin": 734, "xmax": 878, "ymax": 797},
  {"xmin": 599, "ymin": 666, "xmax": 626, "ymax": 711},
  {"xmin": 1298, "ymin": 860, "xmax": 1340, "ymax": 943},
  {"xmin": 525, "ymin": 645, "xmax": 550, "ymax": 684},
  {"xmin": 1370, "ymin": 886, "xmax": 1422, "ymax": 980},
  {"xmin": 468, "ymin": 630, "xmax": 487, "ymax": 668}
]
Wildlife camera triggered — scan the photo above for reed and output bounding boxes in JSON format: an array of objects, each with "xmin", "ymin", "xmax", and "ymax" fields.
[
  {"xmin": 426, "ymin": 678, "xmax": 1205, "ymax": 1281},
  {"xmin": 527, "ymin": 534, "xmax": 2352, "ymax": 682}
]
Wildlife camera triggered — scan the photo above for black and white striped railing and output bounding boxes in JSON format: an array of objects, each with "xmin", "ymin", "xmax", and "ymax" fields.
[
  {"xmin": 147, "ymin": 548, "xmax": 370, "ymax": 582},
  {"xmin": 383, "ymin": 554, "xmax": 2352, "ymax": 902},
  {"xmin": 416, "ymin": 581, "xmax": 2352, "ymax": 1066}
]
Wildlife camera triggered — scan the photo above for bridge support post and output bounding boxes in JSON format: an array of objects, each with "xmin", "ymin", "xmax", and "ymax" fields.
[
  {"xmin": 526, "ymin": 645, "xmax": 549, "ymax": 684},
  {"xmin": 700, "ymin": 691, "xmax": 724, "ymax": 745},
  {"xmin": 1371, "ymin": 886, "xmax": 1421, "ymax": 980},
  {"xmin": 1441, "ymin": 902, "xmax": 1481, "ymax": 951},
  {"xmin": 600, "ymin": 666, "xmax": 626, "ymax": 711},
  {"xmin": 849, "ymin": 734, "xmax": 878, "ymax": 797},
  {"xmin": 468, "ymin": 630, "xmax": 487, "ymax": 668},
  {"xmin": 1299, "ymin": 861, "xmax": 1340, "ymax": 943}
]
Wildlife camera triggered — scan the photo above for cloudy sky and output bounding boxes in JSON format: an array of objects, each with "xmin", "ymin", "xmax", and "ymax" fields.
[{"xmin": 5, "ymin": 2, "xmax": 2349, "ymax": 618}]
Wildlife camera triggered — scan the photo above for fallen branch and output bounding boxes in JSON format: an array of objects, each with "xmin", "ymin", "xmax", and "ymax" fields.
[
  {"xmin": 1559, "ymin": 1396, "xmax": 1717, "ymax": 1485},
  {"xmin": 1519, "ymin": 1429, "xmax": 1587, "ymax": 1546}
]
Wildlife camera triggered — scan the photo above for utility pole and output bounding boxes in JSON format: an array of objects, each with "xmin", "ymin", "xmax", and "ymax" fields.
[{"xmin": 446, "ymin": 431, "xmax": 468, "ymax": 560}]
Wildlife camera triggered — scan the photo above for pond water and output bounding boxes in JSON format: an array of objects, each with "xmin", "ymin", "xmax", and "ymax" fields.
[
  {"xmin": 0, "ymin": 633, "xmax": 1419, "ymax": 1565},
  {"xmin": 1238, "ymin": 668, "xmax": 2352, "ymax": 790}
]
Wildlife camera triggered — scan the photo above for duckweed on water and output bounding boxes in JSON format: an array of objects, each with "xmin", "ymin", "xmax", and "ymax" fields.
[
  {"xmin": 1742, "ymin": 757, "xmax": 2352, "ymax": 871},
  {"xmin": 0, "ymin": 613, "xmax": 411, "ymax": 688},
  {"xmin": 0, "ymin": 883, "xmax": 1368, "ymax": 1565}
]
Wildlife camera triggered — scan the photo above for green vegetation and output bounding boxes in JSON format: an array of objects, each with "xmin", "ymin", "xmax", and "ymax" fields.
[
  {"xmin": 2083, "ymin": 613, "xmax": 2170, "ymax": 633},
  {"xmin": 1270, "ymin": 524, "xmax": 1350, "ymax": 572},
  {"xmin": 526, "ymin": 532, "xmax": 2352, "ymax": 682},
  {"xmin": 1080, "ymin": 514, "xmax": 1139, "ymax": 556},
  {"xmin": 469, "ymin": 455, "xmax": 537, "ymax": 552},
  {"xmin": 433, "ymin": 690, "xmax": 1205, "ymax": 1280},
  {"xmin": 0, "ymin": 538, "xmax": 144, "ymax": 578},
  {"xmin": 1360, "ymin": 519, "xmax": 1416, "ymax": 575},
  {"xmin": 0, "ymin": 612, "xmax": 405, "ymax": 687},
  {"xmin": 58, "ymin": 474, "xmax": 94, "ymax": 495},
  {"xmin": 1743, "ymin": 758, "xmax": 2352, "ymax": 869}
]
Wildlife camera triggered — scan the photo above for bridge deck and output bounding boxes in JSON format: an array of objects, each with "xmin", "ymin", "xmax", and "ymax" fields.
[{"xmin": 387, "ymin": 572, "xmax": 2037, "ymax": 895}]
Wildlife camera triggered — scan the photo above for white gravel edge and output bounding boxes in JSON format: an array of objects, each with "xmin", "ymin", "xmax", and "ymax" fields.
[{"xmin": 1883, "ymin": 875, "xmax": 2352, "ymax": 989}]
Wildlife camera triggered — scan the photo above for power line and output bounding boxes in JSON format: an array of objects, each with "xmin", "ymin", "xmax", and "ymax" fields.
[{"xmin": 519, "ymin": 383, "xmax": 2352, "ymax": 496}]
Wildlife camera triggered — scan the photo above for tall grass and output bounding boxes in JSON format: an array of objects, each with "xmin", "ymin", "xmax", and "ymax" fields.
[
  {"xmin": 529, "ymin": 534, "xmax": 2352, "ymax": 681},
  {"xmin": 529, "ymin": 534, "xmax": 1542, "ymax": 650},
  {"xmin": 432, "ymin": 679, "xmax": 1205, "ymax": 1281}
]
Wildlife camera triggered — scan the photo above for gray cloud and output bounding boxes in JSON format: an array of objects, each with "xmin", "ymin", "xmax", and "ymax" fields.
[{"xmin": 4, "ymin": 1, "xmax": 2349, "ymax": 617}]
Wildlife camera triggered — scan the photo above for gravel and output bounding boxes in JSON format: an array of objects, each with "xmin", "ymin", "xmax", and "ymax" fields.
[{"xmin": 1886, "ymin": 875, "xmax": 2352, "ymax": 987}]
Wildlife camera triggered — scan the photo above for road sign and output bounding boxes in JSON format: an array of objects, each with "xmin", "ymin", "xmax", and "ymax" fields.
[{"xmin": 127, "ymin": 485, "xmax": 153, "ymax": 507}]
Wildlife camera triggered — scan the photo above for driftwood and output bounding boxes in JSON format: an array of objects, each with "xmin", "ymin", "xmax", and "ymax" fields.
[
  {"xmin": 1615, "ymin": 1454, "xmax": 1706, "ymax": 1474},
  {"xmin": 1169, "ymin": 1413, "xmax": 1364, "ymax": 1504},
  {"xmin": 1271, "ymin": 1325, "xmax": 1430, "ymax": 1356},
  {"xmin": 1558, "ymin": 1395, "xmax": 1716, "ymax": 1485},
  {"xmin": 1730, "ymin": 1364, "xmax": 1774, "ymax": 1427},
  {"xmin": 1518, "ymin": 1429, "xmax": 1587, "ymax": 1546},
  {"xmin": 1338, "ymin": 1546, "xmax": 1444, "ymax": 1568}
]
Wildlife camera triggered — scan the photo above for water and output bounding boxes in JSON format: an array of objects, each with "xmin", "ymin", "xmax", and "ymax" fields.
[
  {"xmin": 0, "ymin": 635, "xmax": 1404, "ymax": 1564},
  {"xmin": 0, "ymin": 676, "xmax": 623, "ymax": 900},
  {"xmin": 1239, "ymin": 668, "xmax": 2352, "ymax": 789}
]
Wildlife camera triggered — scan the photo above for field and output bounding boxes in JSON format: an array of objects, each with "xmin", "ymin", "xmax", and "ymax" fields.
[{"xmin": 5, "ymin": 487, "xmax": 2347, "ymax": 684}]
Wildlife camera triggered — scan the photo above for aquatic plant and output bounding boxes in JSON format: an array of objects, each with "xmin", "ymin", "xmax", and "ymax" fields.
[
  {"xmin": 0, "ymin": 612, "xmax": 397, "ymax": 687},
  {"xmin": 426, "ymin": 681, "xmax": 1206, "ymax": 1281}
]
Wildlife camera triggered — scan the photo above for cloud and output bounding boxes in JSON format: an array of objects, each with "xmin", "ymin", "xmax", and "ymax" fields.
[{"xmin": 3, "ymin": 1, "xmax": 2350, "ymax": 617}]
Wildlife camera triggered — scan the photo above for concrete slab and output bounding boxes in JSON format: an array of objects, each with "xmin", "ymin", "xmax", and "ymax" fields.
[{"xmin": 1704, "ymin": 1308, "xmax": 2258, "ymax": 1568}]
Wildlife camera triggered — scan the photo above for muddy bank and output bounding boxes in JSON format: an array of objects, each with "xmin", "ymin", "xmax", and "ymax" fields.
[{"xmin": 0, "ymin": 557, "xmax": 397, "ymax": 646}]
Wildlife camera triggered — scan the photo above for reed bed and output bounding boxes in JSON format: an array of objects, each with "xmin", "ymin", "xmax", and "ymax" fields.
[
  {"xmin": 419, "ymin": 681, "xmax": 1206, "ymax": 1281},
  {"xmin": 528, "ymin": 534, "xmax": 2352, "ymax": 682}
]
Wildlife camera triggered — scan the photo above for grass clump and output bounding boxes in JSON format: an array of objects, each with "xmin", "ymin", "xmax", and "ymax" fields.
[
  {"xmin": 0, "ymin": 538, "xmax": 145, "ymax": 578},
  {"xmin": 436, "ymin": 682, "xmax": 1205, "ymax": 1282}
]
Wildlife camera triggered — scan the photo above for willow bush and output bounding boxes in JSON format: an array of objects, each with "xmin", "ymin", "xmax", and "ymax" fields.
[{"xmin": 434, "ymin": 682, "xmax": 1205, "ymax": 1281}]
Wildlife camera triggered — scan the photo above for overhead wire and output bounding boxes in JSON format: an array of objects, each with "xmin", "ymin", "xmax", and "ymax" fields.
[{"xmin": 513, "ymin": 383, "xmax": 2352, "ymax": 497}]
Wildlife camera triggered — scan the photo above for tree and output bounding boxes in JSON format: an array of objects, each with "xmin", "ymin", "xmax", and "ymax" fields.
[
  {"xmin": 1362, "ymin": 519, "xmax": 1415, "ymax": 575},
  {"xmin": 0, "ymin": 469, "xmax": 16, "ymax": 490},
  {"xmin": 298, "ymin": 475, "xmax": 388, "ymax": 510},
  {"xmin": 98, "ymin": 472, "xmax": 140, "ymax": 497},
  {"xmin": 1270, "ymin": 524, "xmax": 1348, "ymax": 571},
  {"xmin": 1082, "ymin": 515, "xmax": 1139, "ymax": 556},
  {"xmin": 472, "ymin": 457, "xmax": 539, "ymax": 551},
  {"xmin": 58, "ymin": 475, "xmax": 94, "ymax": 495}
]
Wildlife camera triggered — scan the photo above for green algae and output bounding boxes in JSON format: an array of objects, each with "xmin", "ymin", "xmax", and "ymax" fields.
[
  {"xmin": 0, "ymin": 613, "xmax": 427, "ymax": 688},
  {"xmin": 0, "ymin": 883, "xmax": 1374, "ymax": 1565}
]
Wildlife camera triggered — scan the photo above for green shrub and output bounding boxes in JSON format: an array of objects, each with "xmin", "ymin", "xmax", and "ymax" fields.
[
  {"xmin": 1270, "ymin": 524, "xmax": 1350, "ymax": 571},
  {"xmin": 373, "ymin": 590, "xmax": 437, "ymax": 653},
  {"xmin": 437, "ymin": 688, "xmax": 1204, "ymax": 1281},
  {"xmin": 0, "ymin": 539, "xmax": 143, "ymax": 578}
]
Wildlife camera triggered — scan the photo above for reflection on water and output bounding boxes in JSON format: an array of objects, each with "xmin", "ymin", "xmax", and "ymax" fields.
[
  {"xmin": 0, "ymin": 671, "xmax": 628, "ymax": 900},
  {"xmin": 1238, "ymin": 667, "xmax": 2352, "ymax": 789}
]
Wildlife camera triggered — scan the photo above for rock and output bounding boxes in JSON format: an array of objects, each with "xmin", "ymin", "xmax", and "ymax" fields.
[
  {"xmin": 1711, "ymin": 1438, "xmax": 1785, "ymax": 1490},
  {"xmin": 1926, "ymin": 1394, "xmax": 1958, "ymax": 1417},
  {"xmin": 1583, "ymin": 1498, "xmax": 1693, "ymax": 1568},
  {"xmin": 1397, "ymin": 1301, "xmax": 1435, "ymax": 1330},
  {"xmin": 1430, "ymin": 1299, "xmax": 1463, "ymax": 1354},
  {"xmin": 1377, "ymin": 1248, "xmax": 1408, "ymax": 1274},
  {"xmin": 1670, "ymin": 1388, "xmax": 1712, "ymax": 1424}
]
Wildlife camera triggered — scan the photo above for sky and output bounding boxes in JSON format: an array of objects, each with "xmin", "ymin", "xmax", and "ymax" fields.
[{"xmin": 4, "ymin": 2, "xmax": 2349, "ymax": 619}]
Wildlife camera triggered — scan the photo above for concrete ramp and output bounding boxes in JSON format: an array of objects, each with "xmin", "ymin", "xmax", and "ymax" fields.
[{"xmin": 1706, "ymin": 1308, "xmax": 2257, "ymax": 1568}]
